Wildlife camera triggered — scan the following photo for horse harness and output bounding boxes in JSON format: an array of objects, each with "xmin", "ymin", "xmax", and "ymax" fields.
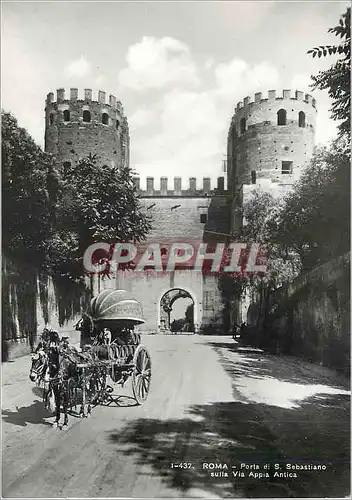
[{"xmin": 30, "ymin": 351, "xmax": 49, "ymax": 380}]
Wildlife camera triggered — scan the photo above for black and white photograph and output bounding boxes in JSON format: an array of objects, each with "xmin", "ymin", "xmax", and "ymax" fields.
[{"xmin": 1, "ymin": 1, "xmax": 350, "ymax": 498}]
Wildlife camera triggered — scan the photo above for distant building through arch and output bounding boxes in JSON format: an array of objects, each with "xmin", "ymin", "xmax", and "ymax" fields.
[{"xmin": 158, "ymin": 287, "xmax": 197, "ymax": 332}]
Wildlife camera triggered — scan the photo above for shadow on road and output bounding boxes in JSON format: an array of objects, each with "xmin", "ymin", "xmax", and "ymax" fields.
[
  {"xmin": 2, "ymin": 401, "xmax": 52, "ymax": 427},
  {"xmin": 107, "ymin": 393, "xmax": 350, "ymax": 498},
  {"xmin": 97, "ymin": 395, "xmax": 138, "ymax": 408},
  {"xmin": 207, "ymin": 341, "xmax": 350, "ymax": 389},
  {"xmin": 2, "ymin": 389, "xmax": 139, "ymax": 429},
  {"xmin": 107, "ymin": 339, "xmax": 350, "ymax": 498}
]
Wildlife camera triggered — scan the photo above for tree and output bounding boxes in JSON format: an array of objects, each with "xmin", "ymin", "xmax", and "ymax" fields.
[
  {"xmin": 185, "ymin": 303, "xmax": 194, "ymax": 327},
  {"xmin": 232, "ymin": 189, "xmax": 301, "ymax": 290},
  {"xmin": 50, "ymin": 154, "xmax": 152, "ymax": 279},
  {"xmin": 218, "ymin": 189, "xmax": 301, "ymax": 329},
  {"xmin": 2, "ymin": 112, "xmax": 152, "ymax": 282},
  {"xmin": 308, "ymin": 7, "xmax": 351, "ymax": 138},
  {"xmin": 275, "ymin": 137, "xmax": 350, "ymax": 271},
  {"xmin": 221, "ymin": 137, "xmax": 350, "ymax": 325},
  {"xmin": 237, "ymin": 135, "xmax": 350, "ymax": 279},
  {"xmin": 2, "ymin": 111, "xmax": 57, "ymax": 267}
]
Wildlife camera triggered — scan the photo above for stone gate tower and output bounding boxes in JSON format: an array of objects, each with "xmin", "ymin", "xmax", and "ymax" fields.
[
  {"xmin": 227, "ymin": 89, "xmax": 317, "ymax": 229},
  {"xmin": 44, "ymin": 88, "xmax": 130, "ymax": 170}
]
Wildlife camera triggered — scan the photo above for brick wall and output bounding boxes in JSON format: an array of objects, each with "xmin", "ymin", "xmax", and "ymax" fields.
[
  {"xmin": 247, "ymin": 253, "xmax": 350, "ymax": 373},
  {"xmin": 45, "ymin": 89, "xmax": 129, "ymax": 170},
  {"xmin": 232, "ymin": 122, "xmax": 315, "ymax": 186},
  {"xmin": 94, "ymin": 194, "xmax": 231, "ymax": 332},
  {"xmin": 227, "ymin": 91, "xmax": 316, "ymax": 185},
  {"xmin": 227, "ymin": 89, "xmax": 317, "ymax": 236},
  {"xmin": 46, "ymin": 120, "xmax": 123, "ymax": 169},
  {"xmin": 141, "ymin": 196, "xmax": 212, "ymax": 240}
]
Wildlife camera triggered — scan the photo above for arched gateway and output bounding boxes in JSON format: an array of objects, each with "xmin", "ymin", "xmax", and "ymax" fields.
[{"xmin": 158, "ymin": 287, "xmax": 197, "ymax": 333}]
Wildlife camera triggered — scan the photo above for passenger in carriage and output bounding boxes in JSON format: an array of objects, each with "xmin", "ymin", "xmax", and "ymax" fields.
[
  {"xmin": 76, "ymin": 315, "xmax": 141, "ymax": 349},
  {"xmin": 96, "ymin": 321, "xmax": 141, "ymax": 346},
  {"xmin": 83, "ymin": 322, "xmax": 140, "ymax": 363}
]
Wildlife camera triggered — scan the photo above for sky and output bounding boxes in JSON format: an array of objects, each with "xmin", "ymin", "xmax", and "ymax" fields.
[{"xmin": 1, "ymin": 1, "xmax": 349, "ymax": 188}]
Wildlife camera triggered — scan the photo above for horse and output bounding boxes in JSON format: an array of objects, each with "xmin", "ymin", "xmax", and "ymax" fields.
[
  {"xmin": 29, "ymin": 349, "xmax": 48, "ymax": 383},
  {"xmin": 47, "ymin": 345, "xmax": 73, "ymax": 428},
  {"xmin": 48, "ymin": 342, "xmax": 97, "ymax": 428},
  {"xmin": 29, "ymin": 349, "xmax": 54, "ymax": 411},
  {"xmin": 29, "ymin": 327, "xmax": 62, "ymax": 412},
  {"xmin": 29, "ymin": 328, "xmax": 78, "ymax": 424},
  {"xmin": 32, "ymin": 327, "xmax": 105, "ymax": 427}
]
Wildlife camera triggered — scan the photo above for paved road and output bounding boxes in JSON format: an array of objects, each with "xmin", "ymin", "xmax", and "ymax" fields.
[{"xmin": 2, "ymin": 335, "xmax": 350, "ymax": 498}]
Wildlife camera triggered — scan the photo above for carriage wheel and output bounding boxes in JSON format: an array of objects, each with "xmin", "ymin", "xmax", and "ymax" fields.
[{"xmin": 131, "ymin": 345, "xmax": 151, "ymax": 405}]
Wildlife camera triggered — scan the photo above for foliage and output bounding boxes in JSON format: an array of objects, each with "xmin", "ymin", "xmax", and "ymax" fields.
[
  {"xmin": 2, "ymin": 112, "xmax": 152, "ymax": 281},
  {"xmin": 222, "ymin": 190, "xmax": 301, "ymax": 295},
  {"xmin": 275, "ymin": 137, "xmax": 350, "ymax": 271},
  {"xmin": 218, "ymin": 189, "xmax": 301, "ymax": 328},
  {"xmin": 308, "ymin": 7, "xmax": 351, "ymax": 138},
  {"xmin": 2, "ymin": 111, "xmax": 57, "ymax": 267},
  {"xmin": 185, "ymin": 303, "xmax": 194, "ymax": 325},
  {"xmin": 170, "ymin": 318, "xmax": 185, "ymax": 332},
  {"xmin": 246, "ymin": 138, "xmax": 349, "ymax": 277},
  {"xmin": 49, "ymin": 154, "xmax": 152, "ymax": 279},
  {"xmin": 220, "ymin": 135, "xmax": 350, "ymax": 313},
  {"xmin": 241, "ymin": 191, "xmax": 282, "ymax": 244}
]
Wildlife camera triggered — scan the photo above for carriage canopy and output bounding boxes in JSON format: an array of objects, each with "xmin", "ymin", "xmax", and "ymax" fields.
[{"xmin": 89, "ymin": 289, "xmax": 145, "ymax": 325}]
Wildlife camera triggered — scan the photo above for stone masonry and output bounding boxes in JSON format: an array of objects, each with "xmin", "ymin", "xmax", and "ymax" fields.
[
  {"xmin": 43, "ymin": 87, "xmax": 318, "ymax": 334},
  {"xmin": 227, "ymin": 89, "xmax": 317, "ymax": 232},
  {"xmin": 45, "ymin": 88, "xmax": 130, "ymax": 171},
  {"xmin": 227, "ymin": 90, "xmax": 317, "ymax": 322},
  {"xmin": 94, "ymin": 176, "xmax": 230, "ymax": 332}
]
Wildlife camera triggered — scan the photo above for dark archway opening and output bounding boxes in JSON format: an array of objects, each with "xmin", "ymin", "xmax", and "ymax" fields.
[{"xmin": 160, "ymin": 288, "xmax": 195, "ymax": 333}]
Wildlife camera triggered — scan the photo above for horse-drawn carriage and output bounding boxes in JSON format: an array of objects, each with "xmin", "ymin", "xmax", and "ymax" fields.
[{"xmin": 29, "ymin": 289, "xmax": 151, "ymax": 428}]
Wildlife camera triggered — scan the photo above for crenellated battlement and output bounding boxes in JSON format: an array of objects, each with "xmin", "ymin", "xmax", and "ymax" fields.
[
  {"xmin": 133, "ymin": 176, "xmax": 227, "ymax": 197},
  {"xmin": 234, "ymin": 89, "xmax": 317, "ymax": 114},
  {"xmin": 44, "ymin": 87, "xmax": 130, "ymax": 169},
  {"xmin": 46, "ymin": 88, "xmax": 125, "ymax": 114}
]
